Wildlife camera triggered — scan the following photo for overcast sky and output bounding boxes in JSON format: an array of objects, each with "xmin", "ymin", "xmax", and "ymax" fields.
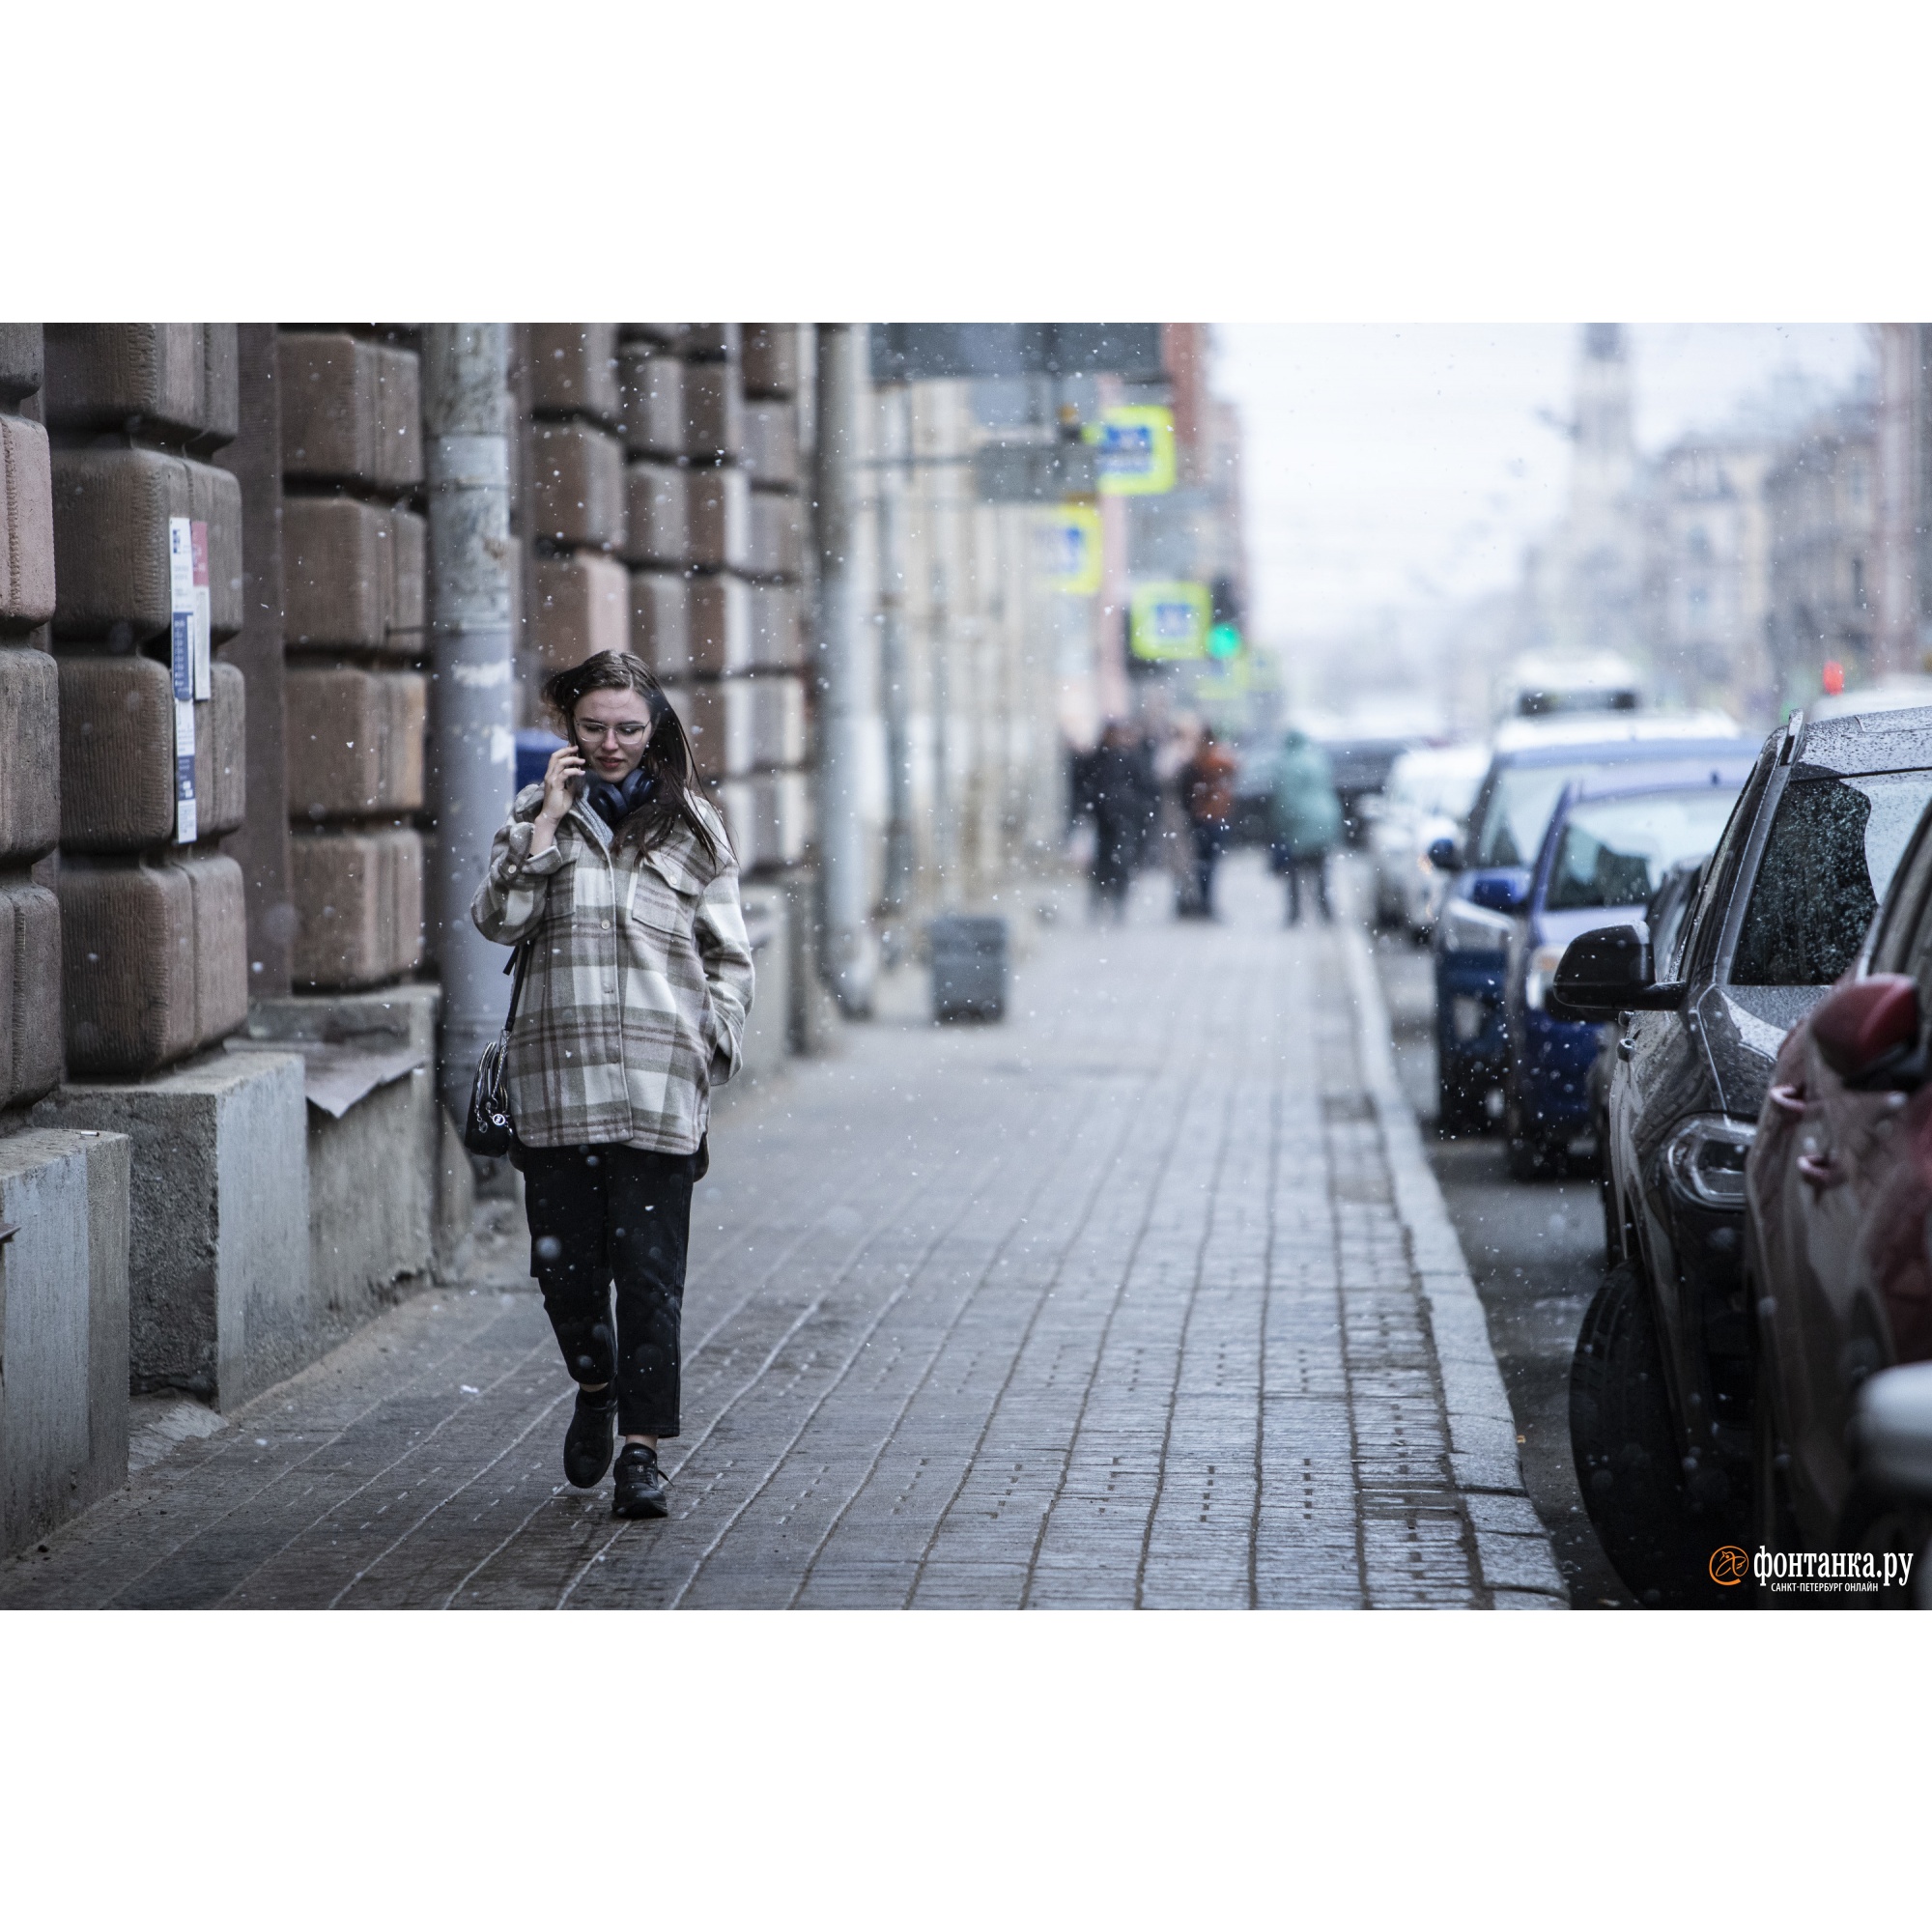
[{"xmin": 1213, "ymin": 325, "xmax": 1874, "ymax": 647}]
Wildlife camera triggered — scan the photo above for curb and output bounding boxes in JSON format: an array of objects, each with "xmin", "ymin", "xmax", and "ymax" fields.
[{"xmin": 1341, "ymin": 926, "xmax": 1569, "ymax": 1607}]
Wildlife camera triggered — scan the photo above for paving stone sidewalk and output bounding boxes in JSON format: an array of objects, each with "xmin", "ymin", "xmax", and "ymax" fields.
[{"xmin": 2, "ymin": 854, "xmax": 1564, "ymax": 1610}]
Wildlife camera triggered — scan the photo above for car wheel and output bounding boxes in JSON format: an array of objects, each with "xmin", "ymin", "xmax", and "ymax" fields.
[{"xmin": 1571, "ymin": 1261, "xmax": 1747, "ymax": 1608}]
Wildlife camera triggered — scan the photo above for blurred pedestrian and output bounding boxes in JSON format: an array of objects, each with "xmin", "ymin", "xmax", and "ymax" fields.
[
  {"xmin": 471, "ymin": 651, "xmax": 754, "ymax": 1520},
  {"xmin": 1084, "ymin": 719, "xmax": 1157, "ymax": 922},
  {"xmin": 1179, "ymin": 726, "xmax": 1239, "ymax": 919},
  {"xmin": 1271, "ymin": 726, "xmax": 1343, "ymax": 925}
]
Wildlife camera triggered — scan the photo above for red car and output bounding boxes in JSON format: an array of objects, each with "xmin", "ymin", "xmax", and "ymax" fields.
[{"xmin": 1745, "ymin": 814, "xmax": 1932, "ymax": 1591}]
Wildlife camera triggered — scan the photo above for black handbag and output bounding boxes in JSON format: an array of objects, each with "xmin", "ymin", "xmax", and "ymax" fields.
[{"xmin": 464, "ymin": 940, "xmax": 531, "ymax": 1158}]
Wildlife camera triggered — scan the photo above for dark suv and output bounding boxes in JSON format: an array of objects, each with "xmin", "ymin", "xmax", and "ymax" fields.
[{"xmin": 1553, "ymin": 701, "xmax": 1932, "ymax": 1605}]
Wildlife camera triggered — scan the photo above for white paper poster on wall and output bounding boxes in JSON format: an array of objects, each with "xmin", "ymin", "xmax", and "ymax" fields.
[
  {"xmin": 190, "ymin": 518, "xmax": 212, "ymax": 700},
  {"xmin": 168, "ymin": 517, "xmax": 199, "ymax": 843}
]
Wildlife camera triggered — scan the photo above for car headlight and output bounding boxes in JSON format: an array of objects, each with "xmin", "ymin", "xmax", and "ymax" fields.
[
  {"xmin": 1662, "ymin": 1114, "xmax": 1755, "ymax": 1210},
  {"xmin": 1522, "ymin": 943, "xmax": 1567, "ymax": 1011},
  {"xmin": 1439, "ymin": 899, "xmax": 1515, "ymax": 954}
]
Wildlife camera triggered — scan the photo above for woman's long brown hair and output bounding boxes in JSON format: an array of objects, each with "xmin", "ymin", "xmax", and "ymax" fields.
[{"xmin": 538, "ymin": 651, "xmax": 722, "ymax": 866}]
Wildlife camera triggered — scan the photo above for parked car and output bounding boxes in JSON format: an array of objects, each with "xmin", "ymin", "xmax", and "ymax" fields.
[
  {"xmin": 1552, "ymin": 699, "xmax": 1932, "ymax": 1605},
  {"xmin": 1431, "ymin": 711, "xmax": 1747, "ymax": 1135},
  {"xmin": 1743, "ymin": 787, "xmax": 1932, "ymax": 1591},
  {"xmin": 1502, "ymin": 772, "xmax": 1748, "ymax": 1180},
  {"xmin": 1585, "ymin": 855, "xmax": 1709, "ymax": 1256},
  {"xmin": 1368, "ymin": 742, "xmax": 1490, "ymax": 938}
]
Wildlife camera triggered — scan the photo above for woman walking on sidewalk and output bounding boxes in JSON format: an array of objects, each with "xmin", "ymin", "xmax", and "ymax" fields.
[{"xmin": 471, "ymin": 651, "xmax": 754, "ymax": 1519}]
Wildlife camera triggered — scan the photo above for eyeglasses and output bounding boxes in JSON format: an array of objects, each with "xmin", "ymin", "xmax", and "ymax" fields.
[{"xmin": 577, "ymin": 722, "xmax": 650, "ymax": 744}]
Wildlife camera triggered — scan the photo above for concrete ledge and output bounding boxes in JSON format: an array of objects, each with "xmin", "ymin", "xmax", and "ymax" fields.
[
  {"xmin": 240, "ymin": 984, "xmax": 443, "ymax": 1333},
  {"xmin": 1341, "ymin": 927, "xmax": 1568, "ymax": 1606},
  {"xmin": 35, "ymin": 1049, "xmax": 309, "ymax": 1410},
  {"xmin": 0, "ymin": 1126, "xmax": 130, "ymax": 1552}
]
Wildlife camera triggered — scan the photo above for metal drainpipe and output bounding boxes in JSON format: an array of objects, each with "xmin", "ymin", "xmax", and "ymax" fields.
[
  {"xmin": 877, "ymin": 381, "xmax": 916, "ymax": 936},
  {"xmin": 424, "ymin": 324, "xmax": 517, "ymax": 1118},
  {"xmin": 813, "ymin": 325, "xmax": 877, "ymax": 1016}
]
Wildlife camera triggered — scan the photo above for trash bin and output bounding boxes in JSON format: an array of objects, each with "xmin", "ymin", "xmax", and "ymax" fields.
[{"xmin": 930, "ymin": 915, "xmax": 1008, "ymax": 1022}]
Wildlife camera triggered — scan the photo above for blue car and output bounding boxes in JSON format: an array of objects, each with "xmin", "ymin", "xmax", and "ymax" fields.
[
  {"xmin": 1432, "ymin": 715, "xmax": 1750, "ymax": 1134},
  {"xmin": 1500, "ymin": 772, "xmax": 1748, "ymax": 1179}
]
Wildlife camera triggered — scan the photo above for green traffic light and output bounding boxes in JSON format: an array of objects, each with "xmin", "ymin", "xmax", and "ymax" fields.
[{"xmin": 1207, "ymin": 622, "xmax": 1241, "ymax": 661}]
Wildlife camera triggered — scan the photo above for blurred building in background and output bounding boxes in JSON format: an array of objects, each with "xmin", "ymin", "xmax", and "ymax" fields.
[
  {"xmin": 1765, "ymin": 400, "xmax": 1877, "ymax": 711},
  {"xmin": 1873, "ymin": 324, "xmax": 1932, "ymax": 683},
  {"xmin": 1643, "ymin": 430, "xmax": 1778, "ymax": 719}
]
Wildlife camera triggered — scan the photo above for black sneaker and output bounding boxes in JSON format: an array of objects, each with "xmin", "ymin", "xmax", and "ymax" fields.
[
  {"xmin": 612, "ymin": 1442, "xmax": 668, "ymax": 1519},
  {"xmin": 563, "ymin": 1385, "xmax": 618, "ymax": 1489}
]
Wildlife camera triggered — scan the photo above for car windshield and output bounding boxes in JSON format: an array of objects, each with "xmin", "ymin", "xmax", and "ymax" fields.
[
  {"xmin": 1730, "ymin": 771, "xmax": 1932, "ymax": 985},
  {"xmin": 1545, "ymin": 788, "xmax": 1742, "ymax": 912},
  {"xmin": 1472, "ymin": 760, "xmax": 1634, "ymax": 867},
  {"xmin": 1390, "ymin": 754, "xmax": 1485, "ymax": 820}
]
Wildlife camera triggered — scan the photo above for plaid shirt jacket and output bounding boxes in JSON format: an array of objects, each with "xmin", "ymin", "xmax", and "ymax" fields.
[{"xmin": 469, "ymin": 783, "xmax": 755, "ymax": 1155}]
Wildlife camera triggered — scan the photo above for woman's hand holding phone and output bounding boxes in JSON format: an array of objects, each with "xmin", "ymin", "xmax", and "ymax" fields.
[{"xmin": 531, "ymin": 744, "xmax": 586, "ymax": 855}]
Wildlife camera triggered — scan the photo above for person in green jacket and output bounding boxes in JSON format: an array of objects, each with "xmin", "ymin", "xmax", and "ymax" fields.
[{"xmin": 1271, "ymin": 728, "xmax": 1343, "ymax": 925}]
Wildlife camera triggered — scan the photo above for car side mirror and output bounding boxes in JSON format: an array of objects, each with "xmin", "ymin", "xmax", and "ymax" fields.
[
  {"xmin": 1810, "ymin": 974, "xmax": 1921, "ymax": 1089},
  {"xmin": 1854, "ymin": 1362, "xmax": 1932, "ymax": 1504},
  {"xmin": 1468, "ymin": 871, "xmax": 1527, "ymax": 914},
  {"xmin": 1547, "ymin": 923, "xmax": 1679, "ymax": 1024},
  {"xmin": 1426, "ymin": 836, "xmax": 1461, "ymax": 872}
]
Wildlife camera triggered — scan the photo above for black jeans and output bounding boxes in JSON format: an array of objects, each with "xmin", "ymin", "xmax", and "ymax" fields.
[
  {"xmin": 1286, "ymin": 856, "xmax": 1331, "ymax": 923},
  {"xmin": 522, "ymin": 1142, "xmax": 701, "ymax": 1438},
  {"xmin": 1190, "ymin": 821, "xmax": 1227, "ymax": 915}
]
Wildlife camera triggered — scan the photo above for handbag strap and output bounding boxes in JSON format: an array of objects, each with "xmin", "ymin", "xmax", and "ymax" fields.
[{"xmin": 502, "ymin": 937, "xmax": 533, "ymax": 1033}]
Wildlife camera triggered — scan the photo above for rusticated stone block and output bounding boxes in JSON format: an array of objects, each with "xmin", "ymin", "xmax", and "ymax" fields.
[
  {"xmin": 744, "ymin": 400, "xmax": 799, "ymax": 487},
  {"xmin": 0, "ymin": 880, "xmax": 63, "ymax": 1107},
  {"xmin": 682, "ymin": 325, "xmax": 740, "ymax": 364},
  {"xmin": 683, "ymin": 361, "xmax": 743, "ymax": 464},
  {"xmin": 58, "ymin": 656, "xmax": 244, "ymax": 852},
  {"xmin": 531, "ymin": 553, "xmax": 630, "ymax": 673},
  {"xmin": 622, "ymin": 461, "xmax": 689, "ymax": 569},
  {"xmin": 1, "ymin": 412, "xmax": 56, "ymax": 629},
  {"xmin": 741, "ymin": 326, "xmax": 800, "ymax": 399},
  {"xmin": 630, "ymin": 570, "xmax": 691, "ymax": 681},
  {"xmin": 688, "ymin": 574, "xmax": 750, "ymax": 677},
  {"xmin": 677, "ymin": 677, "xmax": 755, "ymax": 780},
  {"xmin": 529, "ymin": 419, "xmax": 625, "ymax": 551},
  {"xmin": 289, "ymin": 826, "xmax": 424, "ymax": 989},
  {"xmin": 0, "ymin": 644, "xmax": 59, "ymax": 865},
  {"xmin": 722, "ymin": 771, "xmax": 810, "ymax": 873},
  {"xmin": 618, "ymin": 345, "xmax": 684, "ymax": 460},
  {"xmin": 528, "ymin": 324, "xmax": 620, "ymax": 425},
  {"xmin": 49, "ymin": 447, "xmax": 242, "ymax": 644},
  {"xmin": 750, "ymin": 674, "xmax": 808, "ymax": 768},
  {"xmin": 689, "ymin": 465, "xmax": 750, "ymax": 572},
  {"xmin": 747, "ymin": 487, "xmax": 803, "ymax": 580},
  {"xmin": 0, "ymin": 326, "xmax": 43, "ymax": 406},
  {"xmin": 747, "ymin": 582, "xmax": 803, "ymax": 671},
  {"xmin": 43, "ymin": 325, "xmax": 239, "ymax": 450},
  {"xmin": 284, "ymin": 497, "xmax": 424, "ymax": 656},
  {"xmin": 60, "ymin": 854, "xmax": 248, "ymax": 1074},
  {"xmin": 285, "ymin": 668, "xmax": 427, "ymax": 821},
  {"xmin": 279, "ymin": 332, "xmax": 422, "ymax": 489}
]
